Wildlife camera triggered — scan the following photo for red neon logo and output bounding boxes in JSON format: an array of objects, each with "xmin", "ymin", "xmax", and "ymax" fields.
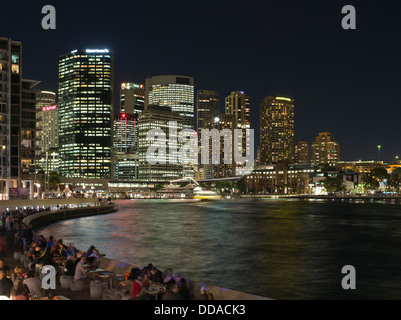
[{"xmin": 43, "ymin": 105, "xmax": 57, "ymax": 112}]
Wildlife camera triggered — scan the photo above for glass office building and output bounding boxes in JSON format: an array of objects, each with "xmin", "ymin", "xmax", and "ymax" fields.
[
  {"xmin": 58, "ymin": 49, "xmax": 113, "ymax": 179},
  {"xmin": 145, "ymin": 75, "xmax": 194, "ymax": 130}
]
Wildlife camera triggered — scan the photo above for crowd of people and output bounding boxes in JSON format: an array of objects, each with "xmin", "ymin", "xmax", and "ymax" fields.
[
  {"xmin": 125, "ymin": 263, "xmax": 213, "ymax": 300},
  {"xmin": 0, "ymin": 207, "xmax": 214, "ymax": 301}
]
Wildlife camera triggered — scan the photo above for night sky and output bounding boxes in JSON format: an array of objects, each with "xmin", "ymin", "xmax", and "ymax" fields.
[{"xmin": 1, "ymin": 0, "xmax": 400, "ymax": 162}]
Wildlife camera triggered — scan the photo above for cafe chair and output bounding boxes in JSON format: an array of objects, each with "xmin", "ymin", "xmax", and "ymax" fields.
[
  {"xmin": 102, "ymin": 289, "xmax": 124, "ymax": 300},
  {"xmin": 90, "ymin": 280, "xmax": 104, "ymax": 298},
  {"xmin": 13, "ymin": 252, "xmax": 22, "ymax": 261},
  {"xmin": 70, "ymin": 279, "xmax": 86, "ymax": 292},
  {"xmin": 35, "ymin": 264, "xmax": 43, "ymax": 275},
  {"xmin": 60, "ymin": 275, "xmax": 74, "ymax": 289}
]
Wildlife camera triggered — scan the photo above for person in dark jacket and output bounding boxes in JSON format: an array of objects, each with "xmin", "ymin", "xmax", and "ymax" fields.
[{"xmin": 0, "ymin": 270, "xmax": 13, "ymax": 298}]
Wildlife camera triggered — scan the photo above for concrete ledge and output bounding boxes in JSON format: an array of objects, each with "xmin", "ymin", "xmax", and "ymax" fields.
[{"xmin": 22, "ymin": 204, "xmax": 118, "ymax": 228}]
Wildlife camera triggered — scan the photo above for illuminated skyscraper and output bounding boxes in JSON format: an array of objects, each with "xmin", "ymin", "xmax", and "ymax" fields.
[
  {"xmin": 225, "ymin": 91, "xmax": 251, "ymax": 175},
  {"xmin": 310, "ymin": 132, "xmax": 340, "ymax": 165},
  {"xmin": 113, "ymin": 112, "xmax": 139, "ymax": 181},
  {"xmin": 145, "ymin": 75, "xmax": 195, "ymax": 130},
  {"xmin": 138, "ymin": 105, "xmax": 183, "ymax": 183},
  {"xmin": 120, "ymin": 82, "xmax": 145, "ymax": 115},
  {"xmin": 260, "ymin": 96, "xmax": 295, "ymax": 164},
  {"xmin": 0, "ymin": 37, "xmax": 40, "ymax": 199},
  {"xmin": 224, "ymin": 91, "xmax": 250, "ymax": 129},
  {"xmin": 203, "ymin": 114, "xmax": 237, "ymax": 179},
  {"xmin": 36, "ymin": 91, "xmax": 57, "ymax": 155},
  {"xmin": 58, "ymin": 49, "xmax": 113, "ymax": 179},
  {"xmin": 196, "ymin": 90, "xmax": 220, "ymax": 132}
]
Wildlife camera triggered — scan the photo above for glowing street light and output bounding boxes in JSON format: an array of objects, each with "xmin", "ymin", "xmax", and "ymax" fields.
[{"xmin": 378, "ymin": 145, "xmax": 382, "ymax": 162}]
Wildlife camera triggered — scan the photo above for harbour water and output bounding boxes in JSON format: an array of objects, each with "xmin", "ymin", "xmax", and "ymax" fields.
[{"xmin": 36, "ymin": 198, "xmax": 401, "ymax": 299}]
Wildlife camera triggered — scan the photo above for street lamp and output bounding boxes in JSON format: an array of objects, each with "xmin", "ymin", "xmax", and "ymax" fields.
[{"xmin": 377, "ymin": 145, "xmax": 382, "ymax": 162}]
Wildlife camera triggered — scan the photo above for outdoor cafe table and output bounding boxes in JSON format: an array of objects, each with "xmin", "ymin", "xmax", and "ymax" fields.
[
  {"xmin": 145, "ymin": 284, "xmax": 166, "ymax": 300},
  {"xmin": 85, "ymin": 267, "xmax": 123, "ymax": 289}
]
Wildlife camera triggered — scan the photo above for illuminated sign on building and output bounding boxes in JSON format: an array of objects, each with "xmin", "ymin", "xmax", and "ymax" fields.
[
  {"xmin": 43, "ymin": 105, "xmax": 57, "ymax": 112},
  {"xmin": 86, "ymin": 49, "xmax": 109, "ymax": 54}
]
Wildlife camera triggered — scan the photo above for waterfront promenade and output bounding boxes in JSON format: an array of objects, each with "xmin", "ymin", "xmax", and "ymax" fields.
[{"xmin": 0, "ymin": 200, "xmax": 270, "ymax": 300}]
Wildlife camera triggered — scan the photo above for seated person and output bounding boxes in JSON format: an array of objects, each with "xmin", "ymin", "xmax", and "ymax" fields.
[
  {"xmin": 149, "ymin": 266, "xmax": 163, "ymax": 284},
  {"xmin": 74, "ymin": 253, "xmax": 87, "ymax": 281},
  {"xmin": 23, "ymin": 270, "xmax": 43, "ymax": 299},
  {"xmin": 0, "ymin": 270, "xmax": 13, "ymax": 298}
]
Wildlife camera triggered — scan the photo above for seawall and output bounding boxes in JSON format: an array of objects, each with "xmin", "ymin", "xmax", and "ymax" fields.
[{"xmin": 22, "ymin": 202, "xmax": 118, "ymax": 229}]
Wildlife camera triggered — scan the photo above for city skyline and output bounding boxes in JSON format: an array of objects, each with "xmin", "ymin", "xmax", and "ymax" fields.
[{"xmin": 1, "ymin": 0, "xmax": 400, "ymax": 163}]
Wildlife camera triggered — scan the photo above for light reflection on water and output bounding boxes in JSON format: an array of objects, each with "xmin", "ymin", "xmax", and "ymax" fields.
[{"xmin": 36, "ymin": 198, "xmax": 401, "ymax": 299}]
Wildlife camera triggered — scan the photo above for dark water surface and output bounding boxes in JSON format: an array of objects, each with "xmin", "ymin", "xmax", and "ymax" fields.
[{"xmin": 36, "ymin": 198, "xmax": 401, "ymax": 299}]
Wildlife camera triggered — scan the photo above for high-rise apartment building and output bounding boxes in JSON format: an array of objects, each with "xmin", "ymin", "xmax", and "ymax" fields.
[
  {"xmin": 260, "ymin": 96, "xmax": 295, "ymax": 164},
  {"xmin": 0, "ymin": 38, "xmax": 40, "ymax": 199},
  {"xmin": 295, "ymin": 140, "xmax": 309, "ymax": 164},
  {"xmin": 138, "ymin": 105, "xmax": 184, "ymax": 183},
  {"xmin": 196, "ymin": 90, "xmax": 220, "ymax": 132},
  {"xmin": 310, "ymin": 132, "xmax": 340, "ymax": 165},
  {"xmin": 145, "ymin": 75, "xmax": 195, "ymax": 130},
  {"xmin": 58, "ymin": 48, "xmax": 113, "ymax": 179}
]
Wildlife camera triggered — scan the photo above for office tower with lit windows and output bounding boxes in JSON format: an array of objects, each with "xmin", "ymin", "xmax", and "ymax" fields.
[
  {"xmin": 295, "ymin": 140, "xmax": 309, "ymax": 164},
  {"xmin": 145, "ymin": 75, "xmax": 195, "ymax": 130},
  {"xmin": 58, "ymin": 48, "xmax": 113, "ymax": 179},
  {"xmin": 196, "ymin": 90, "xmax": 220, "ymax": 132},
  {"xmin": 138, "ymin": 105, "xmax": 183, "ymax": 183},
  {"xmin": 120, "ymin": 82, "xmax": 145, "ymax": 115},
  {"xmin": 225, "ymin": 91, "xmax": 251, "ymax": 175},
  {"xmin": 113, "ymin": 112, "xmax": 139, "ymax": 180},
  {"xmin": 36, "ymin": 91, "xmax": 57, "ymax": 155},
  {"xmin": 260, "ymin": 96, "xmax": 295, "ymax": 164},
  {"xmin": 203, "ymin": 114, "xmax": 237, "ymax": 179},
  {"xmin": 0, "ymin": 37, "xmax": 40, "ymax": 199},
  {"xmin": 21, "ymin": 80, "xmax": 40, "ymax": 177},
  {"xmin": 225, "ymin": 91, "xmax": 250, "ymax": 129},
  {"xmin": 310, "ymin": 132, "xmax": 340, "ymax": 166}
]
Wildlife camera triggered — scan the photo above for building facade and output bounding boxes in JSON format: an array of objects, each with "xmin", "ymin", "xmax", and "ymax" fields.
[
  {"xmin": 120, "ymin": 82, "xmax": 145, "ymax": 115},
  {"xmin": 138, "ymin": 105, "xmax": 184, "ymax": 183},
  {"xmin": 203, "ymin": 113, "xmax": 237, "ymax": 179},
  {"xmin": 310, "ymin": 132, "xmax": 340, "ymax": 166},
  {"xmin": 260, "ymin": 96, "xmax": 295, "ymax": 165},
  {"xmin": 58, "ymin": 49, "xmax": 113, "ymax": 179},
  {"xmin": 0, "ymin": 38, "xmax": 40, "ymax": 199},
  {"xmin": 295, "ymin": 140, "xmax": 309, "ymax": 164},
  {"xmin": 36, "ymin": 91, "xmax": 57, "ymax": 155},
  {"xmin": 246, "ymin": 162, "xmax": 317, "ymax": 194},
  {"xmin": 196, "ymin": 90, "xmax": 220, "ymax": 132},
  {"xmin": 145, "ymin": 75, "xmax": 195, "ymax": 130}
]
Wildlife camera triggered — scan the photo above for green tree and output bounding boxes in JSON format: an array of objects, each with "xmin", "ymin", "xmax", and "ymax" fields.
[
  {"xmin": 370, "ymin": 167, "xmax": 389, "ymax": 181},
  {"xmin": 392, "ymin": 167, "xmax": 401, "ymax": 177},
  {"xmin": 388, "ymin": 171, "xmax": 401, "ymax": 192},
  {"xmin": 361, "ymin": 172, "xmax": 379, "ymax": 192},
  {"xmin": 323, "ymin": 177, "xmax": 346, "ymax": 193},
  {"xmin": 235, "ymin": 176, "xmax": 247, "ymax": 194},
  {"xmin": 48, "ymin": 171, "xmax": 61, "ymax": 191}
]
